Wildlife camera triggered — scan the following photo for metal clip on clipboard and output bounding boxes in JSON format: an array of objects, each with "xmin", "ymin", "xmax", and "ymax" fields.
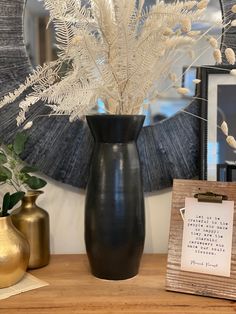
[
  {"xmin": 194, "ymin": 192, "xmax": 228, "ymax": 204},
  {"xmin": 180, "ymin": 192, "xmax": 228, "ymax": 221}
]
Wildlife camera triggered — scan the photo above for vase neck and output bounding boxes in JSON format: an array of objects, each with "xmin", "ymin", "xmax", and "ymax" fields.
[
  {"xmin": 86, "ymin": 115, "xmax": 145, "ymax": 143},
  {"xmin": 21, "ymin": 191, "xmax": 43, "ymax": 210}
]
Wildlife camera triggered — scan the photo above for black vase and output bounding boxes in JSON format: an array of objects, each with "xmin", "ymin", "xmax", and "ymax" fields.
[{"xmin": 85, "ymin": 114, "xmax": 145, "ymax": 280}]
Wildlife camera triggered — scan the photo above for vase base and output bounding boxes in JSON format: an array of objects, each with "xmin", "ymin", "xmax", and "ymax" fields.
[
  {"xmin": 0, "ymin": 273, "xmax": 25, "ymax": 289},
  {"xmin": 27, "ymin": 259, "xmax": 50, "ymax": 270},
  {"xmin": 88, "ymin": 254, "xmax": 143, "ymax": 280},
  {"xmin": 91, "ymin": 270, "xmax": 139, "ymax": 281}
]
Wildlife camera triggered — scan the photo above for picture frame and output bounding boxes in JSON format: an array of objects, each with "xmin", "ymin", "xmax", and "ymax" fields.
[
  {"xmin": 199, "ymin": 65, "xmax": 236, "ymax": 182},
  {"xmin": 166, "ymin": 179, "xmax": 236, "ymax": 300}
]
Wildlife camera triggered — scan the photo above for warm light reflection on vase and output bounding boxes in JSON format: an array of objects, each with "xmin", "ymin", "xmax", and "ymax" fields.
[
  {"xmin": 0, "ymin": 216, "xmax": 29, "ymax": 288},
  {"xmin": 12, "ymin": 191, "xmax": 50, "ymax": 269}
]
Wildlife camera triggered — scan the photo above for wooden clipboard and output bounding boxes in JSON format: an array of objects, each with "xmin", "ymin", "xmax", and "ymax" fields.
[{"xmin": 166, "ymin": 179, "xmax": 236, "ymax": 300}]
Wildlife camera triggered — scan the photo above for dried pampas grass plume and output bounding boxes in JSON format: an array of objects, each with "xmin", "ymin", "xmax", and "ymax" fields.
[
  {"xmin": 231, "ymin": 20, "xmax": 236, "ymax": 27},
  {"xmin": 230, "ymin": 69, "xmax": 236, "ymax": 76},
  {"xmin": 176, "ymin": 87, "xmax": 190, "ymax": 95},
  {"xmin": 163, "ymin": 28, "xmax": 174, "ymax": 36},
  {"xmin": 193, "ymin": 79, "xmax": 201, "ymax": 84},
  {"xmin": 226, "ymin": 136, "xmax": 236, "ymax": 149},
  {"xmin": 188, "ymin": 31, "xmax": 201, "ymax": 37},
  {"xmin": 197, "ymin": 0, "xmax": 209, "ymax": 10},
  {"xmin": 181, "ymin": 17, "xmax": 191, "ymax": 33},
  {"xmin": 209, "ymin": 37, "xmax": 218, "ymax": 48},
  {"xmin": 221, "ymin": 121, "xmax": 229, "ymax": 136},
  {"xmin": 184, "ymin": 1, "xmax": 197, "ymax": 10},
  {"xmin": 232, "ymin": 4, "xmax": 236, "ymax": 13},
  {"xmin": 169, "ymin": 73, "xmax": 177, "ymax": 82},
  {"xmin": 213, "ymin": 49, "xmax": 222, "ymax": 64},
  {"xmin": 225, "ymin": 48, "xmax": 236, "ymax": 65}
]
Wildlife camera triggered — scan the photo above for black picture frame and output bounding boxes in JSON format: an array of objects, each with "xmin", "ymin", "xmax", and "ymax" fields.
[{"xmin": 199, "ymin": 65, "xmax": 236, "ymax": 181}]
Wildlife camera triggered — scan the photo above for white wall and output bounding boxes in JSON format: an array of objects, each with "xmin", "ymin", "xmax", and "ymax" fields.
[{"xmin": 38, "ymin": 176, "xmax": 172, "ymax": 254}]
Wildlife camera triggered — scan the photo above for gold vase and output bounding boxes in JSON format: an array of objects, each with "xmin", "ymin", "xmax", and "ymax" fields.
[
  {"xmin": 12, "ymin": 191, "xmax": 50, "ymax": 269},
  {"xmin": 0, "ymin": 216, "xmax": 29, "ymax": 288}
]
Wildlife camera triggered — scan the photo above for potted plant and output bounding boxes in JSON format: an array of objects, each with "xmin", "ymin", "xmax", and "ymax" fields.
[
  {"xmin": 0, "ymin": 133, "xmax": 49, "ymax": 269},
  {"xmin": 0, "ymin": 139, "xmax": 29, "ymax": 288},
  {"xmin": 0, "ymin": 192, "xmax": 30, "ymax": 288}
]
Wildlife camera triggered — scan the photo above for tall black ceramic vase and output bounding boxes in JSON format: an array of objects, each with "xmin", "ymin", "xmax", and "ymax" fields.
[{"xmin": 85, "ymin": 115, "xmax": 145, "ymax": 280}]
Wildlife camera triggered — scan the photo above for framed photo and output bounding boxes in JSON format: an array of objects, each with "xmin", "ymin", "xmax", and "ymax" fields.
[
  {"xmin": 199, "ymin": 65, "xmax": 236, "ymax": 181},
  {"xmin": 166, "ymin": 179, "xmax": 236, "ymax": 301}
]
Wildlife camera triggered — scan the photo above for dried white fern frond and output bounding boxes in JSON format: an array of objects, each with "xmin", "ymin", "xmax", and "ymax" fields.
[
  {"xmin": 17, "ymin": 96, "xmax": 40, "ymax": 126},
  {"xmin": 0, "ymin": 0, "xmax": 213, "ymax": 122},
  {"xmin": 0, "ymin": 61, "xmax": 60, "ymax": 108}
]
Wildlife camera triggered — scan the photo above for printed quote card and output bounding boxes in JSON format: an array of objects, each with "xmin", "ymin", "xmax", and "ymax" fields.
[{"xmin": 181, "ymin": 197, "xmax": 234, "ymax": 277}]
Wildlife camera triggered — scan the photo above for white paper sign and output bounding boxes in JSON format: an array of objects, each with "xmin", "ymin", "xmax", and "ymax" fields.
[{"xmin": 181, "ymin": 197, "xmax": 234, "ymax": 277}]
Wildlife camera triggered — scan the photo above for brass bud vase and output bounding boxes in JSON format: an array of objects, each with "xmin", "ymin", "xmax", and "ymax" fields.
[
  {"xmin": 0, "ymin": 216, "xmax": 30, "ymax": 288},
  {"xmin": 12, "ymin": 191, "xmax": 50, "ymax": 269}
]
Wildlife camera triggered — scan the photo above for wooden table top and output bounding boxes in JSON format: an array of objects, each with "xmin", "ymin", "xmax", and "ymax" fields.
[{"xmin": 0, "ymin": 254, "xmax": 235, "ymax": 314}]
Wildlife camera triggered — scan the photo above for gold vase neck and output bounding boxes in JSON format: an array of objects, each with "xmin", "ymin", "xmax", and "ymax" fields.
[
  {"xmin": 21, "ymin": 191, "xmax": 43, "ymax": 209},
  {"xmin": 0, "ymin": 216, "xmax": 13, "ymax": 230}
]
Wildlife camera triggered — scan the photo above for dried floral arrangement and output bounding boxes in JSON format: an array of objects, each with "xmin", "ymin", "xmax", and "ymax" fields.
[
  {"xmin": 0, "ymin": 133, "xmax": 47, "ymax": 217},
  {"xmin": 0, "ymin": 0, "xmax": 223, "ymax": 126}
]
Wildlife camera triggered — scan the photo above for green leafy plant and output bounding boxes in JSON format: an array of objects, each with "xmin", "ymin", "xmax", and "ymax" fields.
[
  {"xmin": 0, "ymin": 192, "xmax": 25, "ymax": 217},
  {"xmin": 0, "ymin": 133, "xmax": 47, "ymax": 217}
]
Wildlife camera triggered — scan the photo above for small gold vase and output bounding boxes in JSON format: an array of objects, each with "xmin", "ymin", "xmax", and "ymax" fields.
[
  {"xmin": 12, "ymin": 191, "xmax": 50, "ymax": 269},
  {"xmin": 0, "ymin": 216, "xmax": 29, "ymax": 288}
]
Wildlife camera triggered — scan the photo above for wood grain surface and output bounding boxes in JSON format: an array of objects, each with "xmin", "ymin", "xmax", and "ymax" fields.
[
  {"xmin": 166, "ymin": 179, "xmax": 236, "ymax": 301},
  {"xmin": 0, "ymin": 254, "xmax": 235, "ymax": 314}
]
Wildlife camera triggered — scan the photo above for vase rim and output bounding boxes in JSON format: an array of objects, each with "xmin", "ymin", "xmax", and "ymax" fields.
[
  {"xmin": 86, "ymin": 114, "xmax": 145, "ymax": 118},
  {"xmin": 86, "ymin": 114, "xmax": 145, "ymax": 143},
  {"xmin": 25, "ymin": 190, "xmax": 44, "ymax": 197}
]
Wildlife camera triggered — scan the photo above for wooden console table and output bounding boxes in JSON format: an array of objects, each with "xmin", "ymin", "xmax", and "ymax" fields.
[{"xmin": 0, "ymin": 255, "xmax": 235, "ymax": 314}]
